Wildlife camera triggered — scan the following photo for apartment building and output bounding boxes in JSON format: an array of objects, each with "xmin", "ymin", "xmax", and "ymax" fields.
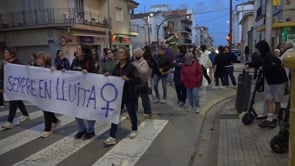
[
  {"xmin": 254, "ymin": 0, "xmax": 295, "ymax": 48},
  {"xmin": 0, "ymin": 0, "xmax": 138, "ymax": 63}
]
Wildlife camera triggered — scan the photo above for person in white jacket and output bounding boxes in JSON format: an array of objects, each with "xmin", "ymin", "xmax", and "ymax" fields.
[
  {"xmin": 132, "ymin": 47, "xmax": 152, "ymax": 117},
  {"xmin": 199, "ymin": 45, "xmax": 212, "ymax": 85}
]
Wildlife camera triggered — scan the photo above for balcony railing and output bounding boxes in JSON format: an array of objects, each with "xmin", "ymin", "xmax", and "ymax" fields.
[
  {"xmin": 129, "ymin": 23, "xmax": 140, "ymax": 33},
  {"xmin": 0, "ymin": 8, "xmax": 110, "ymax": 29}
]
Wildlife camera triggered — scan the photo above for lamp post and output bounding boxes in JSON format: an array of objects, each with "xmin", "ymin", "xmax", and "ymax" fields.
[{"xmin": 147, "ymin": 16, "xmax": 151, "ymax": 45}]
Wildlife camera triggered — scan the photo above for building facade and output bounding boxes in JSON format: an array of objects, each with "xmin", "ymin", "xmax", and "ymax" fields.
[{"xmin": 0, "ymin": 0, "xmax": 138, "ymax": 63}]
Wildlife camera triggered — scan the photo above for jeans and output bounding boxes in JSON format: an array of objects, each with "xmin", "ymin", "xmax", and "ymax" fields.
[
  {"xmin": 186, "ymin": 87, "xmax": 200, "ymax": 108},
  {"xmin": 175, "ymin": 83, "xmax": 186, "ymax": 103},
  {"xmin": 153, "ymin": 74, "xmax": 168, "ymax": 100},
  {"xmin": 8, "ymin": 100, "xmax": 28, "ymax": 123},
  {"xmin": 202, "ymin": 65, "xmax": 211, "ymax": 84},
  {"xmin": 215, "ymin": 75, "xmax": 225, "ymax": 86},
  {"xmin": 75, "ymin": 118, "xmax": 96, "ymax": 133},
  {"xmin": 0, "ymin": 93, "xmax": 4, "ymax": 106},
  {"xmin": 110, "ymin": 100, "xmax": 137, "ymax": 138},
  {"xmin": 136, "ymin": 87, "xmax": 152, "ymax": 114},
  {"xmin": 43, "ymin": 111, "xmax": 58, "ymax": 131},
  {"xmin": 224, "ymin": 65, "xmax": 236, "ymax": 86},
  {"xmin": 167, "ymin": 68, "xmax": 174, "ymax": 85}
]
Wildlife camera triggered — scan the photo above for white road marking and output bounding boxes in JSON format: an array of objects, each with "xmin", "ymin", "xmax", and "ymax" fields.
[
  {"xmin": 92, "ymin": 119, "xmax": 169, "ymax": 166},
  {"xmin": 0, "ymin": 111, "xmax": 43, "ymax": 128},
  {"xmin": 12, "ymin": 117, "xmax": 127, "ymax": 166},
  {"xmin": 0, "ymin": 115, "xmax": 74, "ymax": 155}
]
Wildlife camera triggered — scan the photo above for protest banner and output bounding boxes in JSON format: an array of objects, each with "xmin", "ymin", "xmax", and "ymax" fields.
[{"xmin": 4, "ymin": 63, "xmax": 124, "ymax": 124}]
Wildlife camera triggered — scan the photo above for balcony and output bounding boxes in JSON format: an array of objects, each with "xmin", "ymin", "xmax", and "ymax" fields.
[
  {"xmin": 0, "ymin": 8, "xmax": 110, "ymax": 31},
  {"xmin": 256, "ymin": 6, "xmax": 266, "ymax": 21},
  {"xmin": 181, "ymin": 27, "xmax": 192, "ymax": 34},
  {"xmin": 183, "ymin": 39, "xmax": 192, "ymax": 44}
]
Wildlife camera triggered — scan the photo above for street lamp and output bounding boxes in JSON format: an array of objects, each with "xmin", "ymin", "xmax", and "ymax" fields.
[{"xmin": 144, "ymin": 13, "xmax": 154, "ymax": 46}]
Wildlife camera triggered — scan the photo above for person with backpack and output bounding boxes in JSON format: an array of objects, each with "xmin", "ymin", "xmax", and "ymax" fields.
[{"xmin": 70, "ymin": 44, "xmax": 97, "ymax": 140}]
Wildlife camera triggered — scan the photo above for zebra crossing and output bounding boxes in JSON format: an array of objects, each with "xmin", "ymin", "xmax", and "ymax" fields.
[{"xmin": 0, "ymin": 107, "xmax": 168, "ymax": 166}]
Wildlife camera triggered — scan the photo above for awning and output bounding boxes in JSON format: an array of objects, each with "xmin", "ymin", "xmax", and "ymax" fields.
[{"xmin": 256, "ymin": 21, "xmax": 295, "ymax": 32}]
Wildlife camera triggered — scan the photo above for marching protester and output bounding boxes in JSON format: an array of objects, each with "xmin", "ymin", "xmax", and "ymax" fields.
[
  {"xmin": 254, "ymin": 40, "xmax": 288, "ymax": 128},
  {"xmin": 164, "ymin": 44, "xmax": 175, "ymax": 86},
  {"xmin": 172, "ymin": 45, "xmax": 187, "ymax": 106},
  {"xmin": 34, "ymin": 52, "xmax": 61, "ymax": 138},
  {"xmin": 143, "ymin": 45, "xmax": 155, "ymax": 88},
  {"xmin": 181, "ymin": 52, "xmax": 203, "ymax": 113},
  {"xmin": 199, "ymin": 44, "xmax": 212, "ymax": 86},
  {"xmin": 152, "ymin": 47, "xmax": 171, "ymax": 104},
  {"xmin": 71, "ymin": 44, "xmax": 97, "ymax": 140},
  {"xmin": 104, "ymin": 47, "xmax": 141, "ymax": 145},
  {"xmin": 1, "ymin": 48, "xmax": 30, "ymax": 129},
  {"xmin": 223, "ymin": 46, "xmax": 237, "ymax": 87},
  {"xmin": 54, "ymin": 50, "xmax": 70, "ymax": 71},
  {"xmin": 101, "ymin": 48, "xmax": 117, "ymax": 74},
  {"xmin": 132, "ymin": 47, "xmax": 152, "ymax": 117},
  {"xmin": 213, "ymin": 46, "xmax": 226, "ymax": 89},
  {"xmin": 208, "ymin": 47, "xmax": 217, "ymax": 85}
]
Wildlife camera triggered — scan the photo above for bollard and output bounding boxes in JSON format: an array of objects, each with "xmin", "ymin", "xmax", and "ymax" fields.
[{"xmin": 282, "ymin": 51, "xmax": 295, "ymax": 166}]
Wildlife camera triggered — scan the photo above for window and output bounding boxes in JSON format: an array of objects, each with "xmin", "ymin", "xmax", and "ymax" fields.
[
  {"xmin": 115, "ymin": 7, "xmax": 124, "ymax": 22},
  {"xmin": 76, "ymin": 0, "xmax": 84, "ymax": 13}
]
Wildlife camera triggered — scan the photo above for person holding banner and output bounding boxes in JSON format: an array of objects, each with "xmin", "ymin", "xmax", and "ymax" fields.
[
  {"xmin": 71, "ymin": 44, "xmax": 97, "ymax": 140},
  {"xmin": 32, "ymin": 52, "xmax": 61, "ymax": 138},
  {"xmin": 1, "ymin": 47, "xmax": 30, "ymax": 129},
  {"xmin": 104, "ymin": 47, "xmax": 141, "ymax": 146}
]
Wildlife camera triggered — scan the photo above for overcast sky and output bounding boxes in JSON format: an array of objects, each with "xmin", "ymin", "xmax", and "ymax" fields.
[{"xmin": 134, "ymin": 0, "xmax": 242, "ymax": 47}]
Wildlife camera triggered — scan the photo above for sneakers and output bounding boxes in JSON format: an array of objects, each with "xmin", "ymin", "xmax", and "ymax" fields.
[
  {"xmin": 160, "ymin": 99, "xmax": 166, "ymax": 104},
  {"xmin": 153, "ymin": 98, "xmax": 159, "ymax": 103},
  {"xmin": 19, "ymin": 116, "xmax": 30, "ymax": 123},
  {"xmin": 179, "ymin": 101, "xmax": 185, "ymax": 107},
  {"xmin": 219, "ymin": 86, "xmax": 226, "ymax": 89},
  {"xmin": 258, "ymin": 120, "xmax": 278, "ymax": 128},
  {"xmin": 52, "ymin": 119, "xmax": 61, "ymax": 130},
  {"xmin": 74, "ymin": 130, "xmax": 86, "ymax": 139},
  {"xmin": 40, "ymin": 131, "xmax": 52, "ymax": 138},
  {"xmin": 195, "ymin": 107, "xmax": 200, "ymax": 114},
  {"xmin": 211, "ymin": 86, "xmax": 219, "ymax": 89},
  {"xmin": 83, "ymin": 132, "xmax": 95, "ymax": 140},
  {"xmin": 2, "ymin": 121, "xmax": 13, "ymax": 129},
  {"xmin": 188, "ymin": 107, "xmax": 193, "ymax": 112},
  {"xmin": 104, "ymin": 137, "xmax": 117, "ymax": 146},
  {"xmin": 129, "ymin": 131, "xmax": 137, "ymax": 139},
  {"xmin": 144, "ymin": 113, "xmax": 152, "ymax": 118}
]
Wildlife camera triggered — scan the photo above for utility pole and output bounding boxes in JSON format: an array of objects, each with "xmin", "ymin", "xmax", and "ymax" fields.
[
  {"xmin": 229, "ymin": 0, "xmax": 232, "ymax": 50},
  {"xmin": 265, "ymin": 0, "xmax": 272, "ymax": 45},
  {"xmin": 107, "ymin": 0, "xmax": 112, "ymax": 49}
]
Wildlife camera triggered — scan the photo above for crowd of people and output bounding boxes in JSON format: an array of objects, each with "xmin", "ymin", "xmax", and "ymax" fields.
[{"xmin": 2, "ymin": 40, "xmax": 289, "ymax": 144}]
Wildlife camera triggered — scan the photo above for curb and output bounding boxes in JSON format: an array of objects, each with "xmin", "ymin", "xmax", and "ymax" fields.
[{"xmin": 199, "ymin": 89, "xmax": 236, "ymax": 116}]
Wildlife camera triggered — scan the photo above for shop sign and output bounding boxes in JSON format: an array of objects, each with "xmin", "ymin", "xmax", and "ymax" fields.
[{"xmin": 80, "ymin": 36, "xmax": 94, "ymax": 43}]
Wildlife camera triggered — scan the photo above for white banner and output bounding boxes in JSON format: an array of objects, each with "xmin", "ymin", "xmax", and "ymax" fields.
[{"xmin": 4, "ymin": 63, "xmax": 124, "ymax": 124}]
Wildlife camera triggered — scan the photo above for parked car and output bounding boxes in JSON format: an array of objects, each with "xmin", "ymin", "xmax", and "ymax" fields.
[{"xmin": 231, "ymin": 49, "xmax": 241, "ymax": 63}]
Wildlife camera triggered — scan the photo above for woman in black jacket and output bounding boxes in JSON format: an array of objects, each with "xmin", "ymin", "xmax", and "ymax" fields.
[
  {"xmin": 151, "ymin": 47, "xmax": 171, "ymax": 104},
  {"xmin": 104, "ymin": 47, "xmax": 141, "ymax": 146},
  {"xmin": 1, "ymin": 48, "xmax": 29, "ymax": 129},
  {"xmin": 71, "ymin": 45, "xmax": 97, "ymax": 140}
]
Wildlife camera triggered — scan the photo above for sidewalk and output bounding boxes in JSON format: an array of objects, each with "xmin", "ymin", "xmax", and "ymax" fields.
[{"xmin": 217, "ymin": 86, "xmax": 289, "ymax": 166}]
